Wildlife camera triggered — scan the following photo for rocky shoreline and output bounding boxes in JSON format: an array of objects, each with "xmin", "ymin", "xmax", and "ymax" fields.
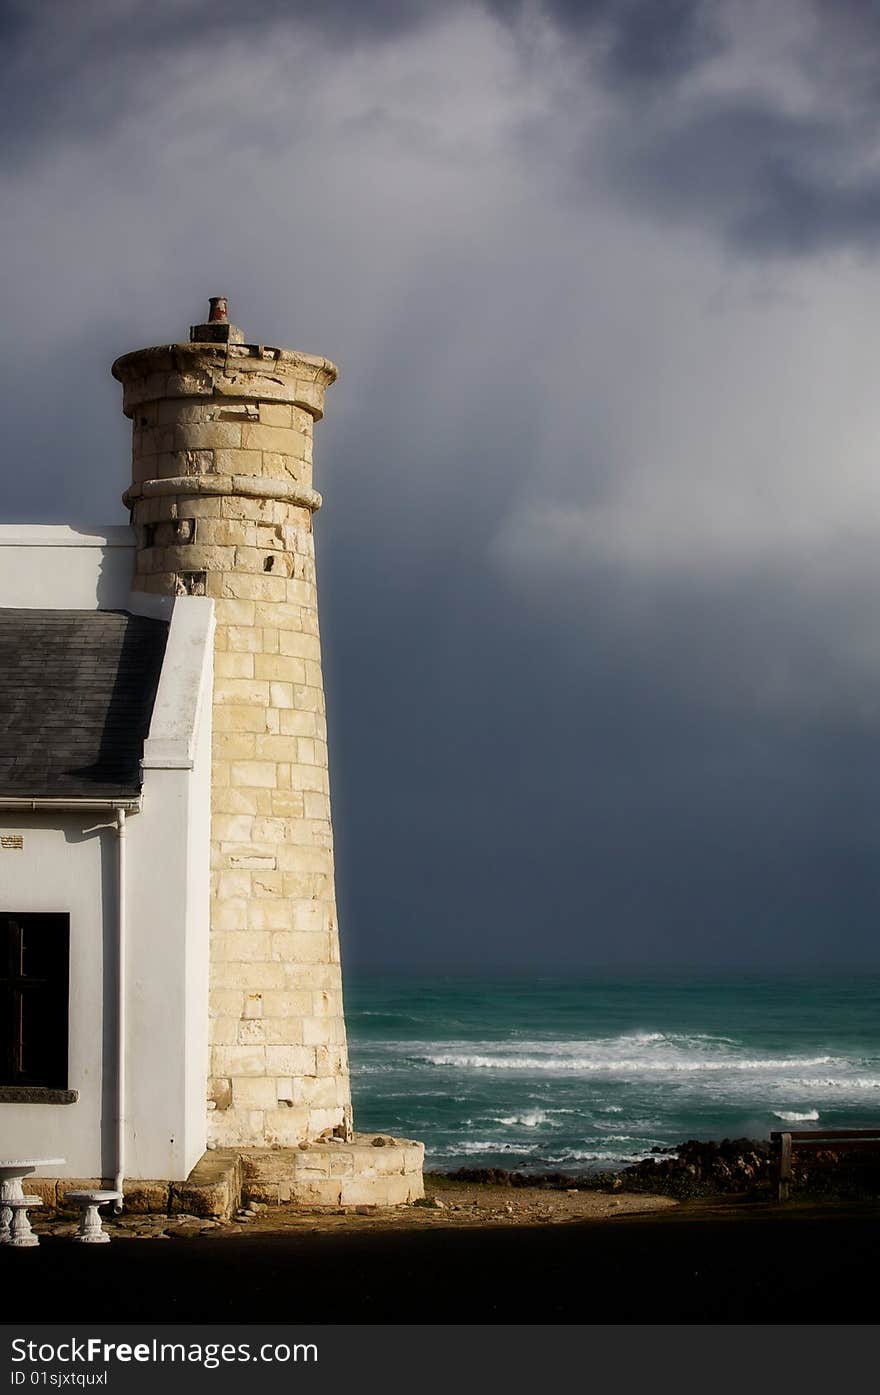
[{"xmin": 441, "ymin": 1134, "xmax": 880, "ymax": 1201}]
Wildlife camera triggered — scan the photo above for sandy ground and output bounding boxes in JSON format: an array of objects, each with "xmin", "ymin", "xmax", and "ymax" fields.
[{"xmin": 32, "ymin": 1175, "xmax": 677, "ymax": 1242}]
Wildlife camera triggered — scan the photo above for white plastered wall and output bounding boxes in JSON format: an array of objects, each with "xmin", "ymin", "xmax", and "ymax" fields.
[
  {"xmin": 127, "ymin": 595, "xmax": 214, "ymax": 1178},
  {"xmin": 0, "ymin": 525, "xmax": 140, "ymax": 611},
  {"xmin": 0, "ymin": 525, "xmax": 174, "ymax": 620},
  {"xmin": 0, "ymin": 813, "xmax": 115, "ymax": 1175}
]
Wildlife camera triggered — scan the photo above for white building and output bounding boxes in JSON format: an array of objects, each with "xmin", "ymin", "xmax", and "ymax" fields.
[{"xmin": 0, "ymin": 529, "xmax": 213, "ymax": 1185}]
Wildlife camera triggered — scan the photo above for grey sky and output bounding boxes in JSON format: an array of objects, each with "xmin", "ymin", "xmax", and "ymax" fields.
[{"xmin": 3, "ymin": 0, "xmax": 880, "ymax": 970}]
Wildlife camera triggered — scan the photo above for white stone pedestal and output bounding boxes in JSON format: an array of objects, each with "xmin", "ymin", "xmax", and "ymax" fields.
[
  {"xmin": 6, "ymin": 1196, "xmax": 42, "ymax": 1248},
  {"xmin": 66, "ymin": 1190, "xmax": 122, "ymax": 1245}
]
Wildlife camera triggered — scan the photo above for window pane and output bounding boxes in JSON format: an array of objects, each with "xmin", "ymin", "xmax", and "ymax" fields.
[{"xmin": 0, "ymin": 913, "xmax": 69, "ymax": 1088}]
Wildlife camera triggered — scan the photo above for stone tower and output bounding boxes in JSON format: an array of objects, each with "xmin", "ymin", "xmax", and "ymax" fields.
[{"xmin": 113, "ymin": 297, "xmax": 352, "ymax": 1150}]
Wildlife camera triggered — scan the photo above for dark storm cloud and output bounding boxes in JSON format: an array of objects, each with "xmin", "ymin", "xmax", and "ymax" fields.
[
  {"xmin": 0, "ymin": 0, "xmax": 437, "ymax": 164},
  {"xmin": 0, "ymin": 0, "xmax": 718, "ymax": 165},
  {"xmin": 0, "ymin": 0, "xmax": 717, "ymax": 83},
  {"xmin": 501, "ymin": 0, "xmax": 880, "ymax": 261},
  {"xmin": 596, "ymin": 0, "xmax": 720, "ymax": 84},
  {"xmin": 328, "ymin": 541, "xmax": 880, "ymax": 972},
  {"xmin": 606, "ymin": 93, "xmax": 880, "ymax": 257},
  {"xmin": 595, "ymin": 0, "xmax": 880, "ymax": 257},
  {"xmin": 9, "ymin": 0, "xmax": 880, "ymax": 259},
  {"xmin": 320, "ymin": 271, "xmax": 880, "ymax": 970},
  {"xmin": 0, "ymin": 0, "xmax": 435, "ymax": 51},
  {"xmin": 488, "ymin": 0, "xmax": 721, "ymax": 85}
]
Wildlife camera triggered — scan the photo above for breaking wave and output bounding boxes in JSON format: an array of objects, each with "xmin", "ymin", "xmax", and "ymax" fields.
[
  {"xmin": 411, "ymin": 1036, "xmax": 842, "ymax": 1076},
  {"xmin": 493, "ymin": 1110, "xmax": 554, "ymax": 1128}
]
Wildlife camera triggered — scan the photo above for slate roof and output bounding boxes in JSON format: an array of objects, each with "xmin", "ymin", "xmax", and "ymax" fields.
[{"xmin": 0, "ymin": 609, "xmax": 168, "ymax": 799}]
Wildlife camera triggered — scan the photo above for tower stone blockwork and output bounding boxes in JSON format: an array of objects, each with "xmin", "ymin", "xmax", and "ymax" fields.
[{"xmin": 113, "ymin": 302, "xmax": 423, "ymax": 1203}]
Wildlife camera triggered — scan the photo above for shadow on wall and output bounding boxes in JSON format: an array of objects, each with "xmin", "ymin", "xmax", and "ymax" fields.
[{"xmin": 69, "ymin": 524, "xmax": 135, "ymax": 611}]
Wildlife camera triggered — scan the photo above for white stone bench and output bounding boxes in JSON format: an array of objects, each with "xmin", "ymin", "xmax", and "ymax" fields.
[
  {"xmin": 65, "ymin": 1190, "xmax": 123, "ymax": 1245},
  {"xmin": 4, "ymin": 1195, "xmax": 42, "ymax": 1248},
  {"xmin": 0, "ymin": 1157, "xmax": 64, "ymax": 1242}
]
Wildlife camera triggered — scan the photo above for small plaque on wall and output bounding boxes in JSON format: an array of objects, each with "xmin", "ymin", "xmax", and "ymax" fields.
[{"xmin": 1, "ymin": 834, "xmax": 24, "ymax": 850}]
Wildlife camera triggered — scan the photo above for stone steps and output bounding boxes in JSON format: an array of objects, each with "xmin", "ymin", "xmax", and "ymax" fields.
[{"xmin": 25, "ymin": 1134, "xmax": 424, "ymax": 1220}]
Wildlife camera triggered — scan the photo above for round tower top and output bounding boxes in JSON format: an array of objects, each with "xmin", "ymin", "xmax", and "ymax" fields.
[{"xmin": 111, "ymin": 299, "xmax": 338, "ymax": 421}]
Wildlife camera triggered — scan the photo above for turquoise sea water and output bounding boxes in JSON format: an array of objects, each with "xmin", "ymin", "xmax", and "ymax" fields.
[{"xmin": 346, "ymin": 974, "xmax": 880, "ymax": 1173}]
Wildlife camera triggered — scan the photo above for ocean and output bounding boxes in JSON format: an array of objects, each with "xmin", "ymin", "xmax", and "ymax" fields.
[{"xmin": 345, "ymin": 973, "xmax": 880, "ymax": 1173}]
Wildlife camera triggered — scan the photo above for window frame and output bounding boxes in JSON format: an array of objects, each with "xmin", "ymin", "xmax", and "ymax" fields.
[{"xmin": 0, "ymin": 911, "xmax": 72, "ymax": 1094}]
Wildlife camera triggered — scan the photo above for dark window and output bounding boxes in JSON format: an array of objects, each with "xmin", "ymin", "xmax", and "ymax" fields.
[{"xmin": 0, "ymin": 914, "xmax": 69, "ymax": 1088}]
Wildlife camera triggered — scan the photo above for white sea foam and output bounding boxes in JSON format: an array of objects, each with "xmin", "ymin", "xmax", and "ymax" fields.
[
  {"xmin": 429, "ymin": 1140, "xmax": 544, "ymax": 1157},
  {"xmin": 425, "ymin": 1142, "xmax": 653, "ymax": 1165},
  {"xmin": 585, "ymin": 1133, "xmax": 649, "ymax": 1145},
  {"xmin": 494, "ymin": 1110, "xmax": 553, "ymax": 1128},
  {"xmin": 364, "ymin": 1029, "xmax": 851, "ymax": 1082},
  {"xmin": 793, "ymin": 1077, "xmax": 880, "ymax": 1091},
  {"xmin": 552, "ymin": 1147, "xmax": 655, "ymax": 1163},
  {"xmin": 418, "ymin": 1046, "xmax": 841, "ymax": 1075},
  {"xmin": 772, "ymin": 1110, "xmax": 819, "ymax": 1122}
]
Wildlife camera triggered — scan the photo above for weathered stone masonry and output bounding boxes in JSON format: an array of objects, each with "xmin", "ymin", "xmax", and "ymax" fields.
[{"xmin": 113, "ymin": 303, "xmax": 352, "ymax": 1150}]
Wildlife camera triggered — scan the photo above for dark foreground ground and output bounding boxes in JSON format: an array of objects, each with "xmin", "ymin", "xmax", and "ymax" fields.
[{"xmin": 4, "ymin": 1183, "xmax": 880, "ymax": 1324}]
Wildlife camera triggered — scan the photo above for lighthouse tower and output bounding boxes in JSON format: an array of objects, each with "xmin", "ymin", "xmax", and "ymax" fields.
[{"xmin": 113, "ymin": 298, "xmax": 351, "ymax": 1151}]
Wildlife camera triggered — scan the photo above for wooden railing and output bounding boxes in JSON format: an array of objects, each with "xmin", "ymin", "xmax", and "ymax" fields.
[{"xmin": 769, "ymin": 1128, "xmax": 880, "ymax": 1202}]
